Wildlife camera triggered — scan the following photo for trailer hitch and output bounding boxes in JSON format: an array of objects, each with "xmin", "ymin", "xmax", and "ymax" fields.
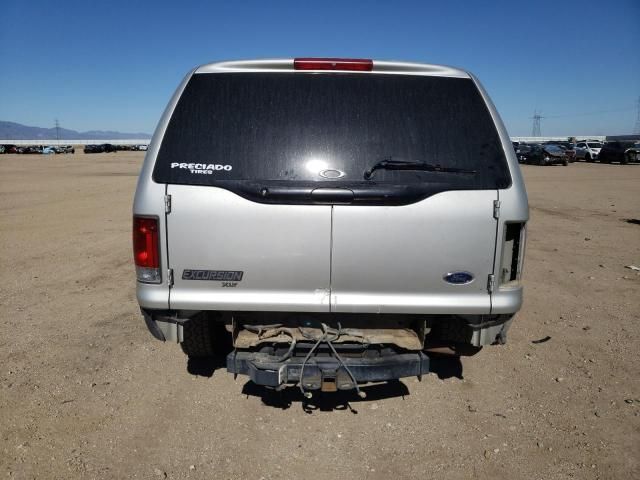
[{"xmin": 298, "ymin": 322, "xmax": 366, "ymax": 398}]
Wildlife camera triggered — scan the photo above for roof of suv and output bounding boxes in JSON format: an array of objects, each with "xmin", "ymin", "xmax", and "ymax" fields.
[{"xmin": 194, "ymin": 58, "xmax": 471, "ymax": 78}]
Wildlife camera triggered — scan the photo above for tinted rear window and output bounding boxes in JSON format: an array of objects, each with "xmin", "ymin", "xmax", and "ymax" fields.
[{"xmin": 154, "ymin": 73, "xmax": 510, "ymax": 188}]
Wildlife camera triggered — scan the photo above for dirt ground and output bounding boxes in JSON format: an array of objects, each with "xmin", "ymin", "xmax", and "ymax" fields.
[{"xmin": 0, "ymin": 151, "xmax": 638, "ymax": 480}]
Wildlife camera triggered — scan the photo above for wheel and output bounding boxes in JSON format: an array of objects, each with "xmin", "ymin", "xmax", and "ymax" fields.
[
  {"xmin": 621, "ymin": 153, "xmax": 629, "ymax": 165},
  {"xmin": 563, "ymin": 159, "xmax": 568, "ymax": 166},
  {"xmin": 180, "ymin": 314, "xmax": 216, "ymax": 357},
  {"xmin": 585, "ymin": 154, "xmax": 592, "ymax": 162}
]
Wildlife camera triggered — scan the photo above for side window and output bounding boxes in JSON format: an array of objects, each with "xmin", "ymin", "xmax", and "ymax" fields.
[{"xmin": 577, "ymin": 143, "xmax": 585, "ymax": 148}]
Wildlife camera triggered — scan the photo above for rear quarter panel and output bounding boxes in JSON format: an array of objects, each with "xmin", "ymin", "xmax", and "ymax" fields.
[
  {"xmin": 133, "ymin": 69, "xmax": 196, "ymax": 309},
  {"xmin": 470, "ymin": 75, "xmax": 529, "ymax": 314}
]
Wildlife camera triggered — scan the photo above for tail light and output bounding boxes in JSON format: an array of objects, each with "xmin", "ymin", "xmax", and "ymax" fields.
[
  {"xmin": 500, "ymin": 222, "xmax": 526, "ymax": 286},
  {"xmin": 133, "ymin": 215, "xmax": 161, "ymax": 283},
  {"xmin": 294, "ymin": 58, "xmax": 373, "ymax": 71}
]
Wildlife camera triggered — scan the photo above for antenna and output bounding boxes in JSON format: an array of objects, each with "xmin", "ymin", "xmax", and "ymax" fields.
[
  {"xmin": 531, "ymin": 110, "xmax": 543, "ymax": 137},
  {"xmin": 634, "ymin": 96, "xmax": 640, "ymax": 135},
  {"xmin": 55, "ymin": 119, "xmax": 60, "ymax": 143}
]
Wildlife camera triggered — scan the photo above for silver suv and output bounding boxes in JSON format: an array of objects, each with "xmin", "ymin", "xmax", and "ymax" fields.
[
  {"xmin": 133, "ymin": 58, "xmax": 528, "ymax": 395},
  {"xmin": 574, "ymin": 141, "xmax": 603, "ymax": 161}
]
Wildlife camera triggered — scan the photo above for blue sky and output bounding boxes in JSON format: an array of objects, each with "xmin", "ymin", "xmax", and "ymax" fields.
[{"xmin": 1, "ymin": 0, "xmax": 638, "ymax": 136}]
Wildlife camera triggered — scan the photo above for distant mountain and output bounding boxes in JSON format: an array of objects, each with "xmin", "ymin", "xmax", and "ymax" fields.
[{"xmin": 0, "ymin": 121, "xmax": 151, "ymax": 140}]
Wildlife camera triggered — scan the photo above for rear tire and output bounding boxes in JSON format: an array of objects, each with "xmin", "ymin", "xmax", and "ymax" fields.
[
  {"xmin": 585, "ymin": 154, "xmax": 592, "ymax": 162},
  {"xmin": 563, "ymin": 159, "xmax": 568, "ymax": 166},
  {"xmin": 181, "ymin": 314, "xmax": 216, "ymax": 357}
]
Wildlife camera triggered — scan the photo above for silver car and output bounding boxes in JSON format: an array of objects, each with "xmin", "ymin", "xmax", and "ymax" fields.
[
  {"xmin": 574, "ymin": 141, "xmax": 603, "ymax": 161},
  {"xmin": 133, "ymin": 58, "xmax": 528, "ymax": 395}
]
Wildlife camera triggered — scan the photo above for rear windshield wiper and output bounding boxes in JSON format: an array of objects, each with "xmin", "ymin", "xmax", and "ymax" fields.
[{"xmin": 364, "ymin": 157, "xmax": 477, "ymax": 180}]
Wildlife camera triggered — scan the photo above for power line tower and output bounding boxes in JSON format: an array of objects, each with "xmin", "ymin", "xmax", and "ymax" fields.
[
  {"xmin": 634, "ymin": 96, "xmax": 640, "ymax": 135},
  {"xmin": 531, "ymin": 110, "xmax": 543, "ymax": 137},
  {"xmin": 55, "ymin": 119, "xmax": 60, "ymax": 142}
]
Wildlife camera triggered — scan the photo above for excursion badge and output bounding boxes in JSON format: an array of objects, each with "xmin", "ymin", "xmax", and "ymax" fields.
[{"xmin": 182, "ymin": 270, "xmax": 243, "ymax": 281}]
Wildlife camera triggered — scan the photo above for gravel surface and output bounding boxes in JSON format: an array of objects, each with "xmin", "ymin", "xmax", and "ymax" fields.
[{"xmin": 1, "ymin": 152, "xmax": 638, "ymax": 479}]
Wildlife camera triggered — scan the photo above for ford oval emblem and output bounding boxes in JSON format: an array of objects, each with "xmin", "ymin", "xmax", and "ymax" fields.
[
  {"xmin": 443, "ymin": 271, "xmax": 475, "ymax": 285},
  {"xmin": 319, "ymin": 169, "xmax": 345, "ymax": 179}
]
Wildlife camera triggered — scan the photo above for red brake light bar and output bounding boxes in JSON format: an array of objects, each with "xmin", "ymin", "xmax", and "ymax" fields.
[{"xmin": 294, "ymin": 58, "xmax": 373, "ymax": 71}]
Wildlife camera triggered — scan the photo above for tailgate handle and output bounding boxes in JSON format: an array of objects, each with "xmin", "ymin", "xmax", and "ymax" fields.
[{"xmin": 310, "ymin": 188, "xmax": 354, "ymax": 203}]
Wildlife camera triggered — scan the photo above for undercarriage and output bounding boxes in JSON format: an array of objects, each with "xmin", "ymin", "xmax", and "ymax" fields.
[{"xmin": 143, "ymin": 310, "xmax": 514, "ymax": 394}]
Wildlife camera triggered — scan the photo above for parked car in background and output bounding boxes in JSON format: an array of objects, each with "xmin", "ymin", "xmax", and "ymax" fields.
[
  {"xmin": 18, "ymin": 146, "xmax": 41, "ymax": 154},
  {"xmin": 84, "ymin": 144, "xmax": 101, "ymax": 154},
  {"xmin": 546, "ymin": 141, "xmax": 576, "ymax": 162},
  {"xmin": 599, "ymin": 141, "xmax": 639, "ymax": 164},
  {"xmin": 519, "ymin": 144, "xmax": 568, "ymax": 166},
  {"xmin": 84, "ymin": 144, "xmax": 117, "ymax": 154},
  {"xmin": 138, "ymin": 144, "xmax": 148, "ymax": 151},
  {"xmin": 42, "ymin": 146, "xmax": 56, "ymax": 154},
  {"xmin": 54, "ymin": 145, "xmax": 75, "ymax": 154},
  {"xmin": 630, "ymin": 143, "xmax": 640, "ymax": 163},
  {"xmin": 555, "ymin": 145, "xmax": 575, "ymax": 162},
  {"xmin": 574, "ymin": 141, "xmax": 602, "ymax": 161},
  {"xmin": 515, "ymin": 143, "xmax": 536, "ymax": 163},
  {"xmin": 2, "ymin": 145, "xmax": 18, "ymax": 154},
  {"xmin": 101, "ymin": 143, "xmax": 117, "ymax": 153}
]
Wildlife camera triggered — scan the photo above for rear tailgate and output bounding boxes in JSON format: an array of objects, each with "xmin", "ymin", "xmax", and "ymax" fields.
[
  {"xmin": 331, "ymin": 190, "xmax": 497, "ymax": 313},
  {"xmin": 166, "ymin": 185, "xmax": 332, "ymax": 311},
  {"xmin": 151, "ymin": 68, "xmax": 512, "ymax": 315}
]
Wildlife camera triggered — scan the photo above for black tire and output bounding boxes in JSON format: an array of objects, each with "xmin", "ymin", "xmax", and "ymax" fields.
[
  {"xmin": 181, "ymin": 314, "xmax": 216, "ymax": 357},
  {"xmin": 563, "ymin": 159, "xmax": 568, "ymax": 166},
  {"xmin": 585, "ymin": 154, "xmax": 592, "ymax": 162},
  {"xmin": 621, "ymin": 153, "xmax": 629, "ymax": 165}
]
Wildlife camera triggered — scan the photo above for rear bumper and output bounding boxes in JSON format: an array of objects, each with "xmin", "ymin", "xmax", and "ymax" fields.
[
  {"xmin": 227, "ymin": 350, "xmax": 430, "ymax": 390},
  {"xmin": 140, "ymin": 308, "xmax": 519, "ymax": 348}
]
